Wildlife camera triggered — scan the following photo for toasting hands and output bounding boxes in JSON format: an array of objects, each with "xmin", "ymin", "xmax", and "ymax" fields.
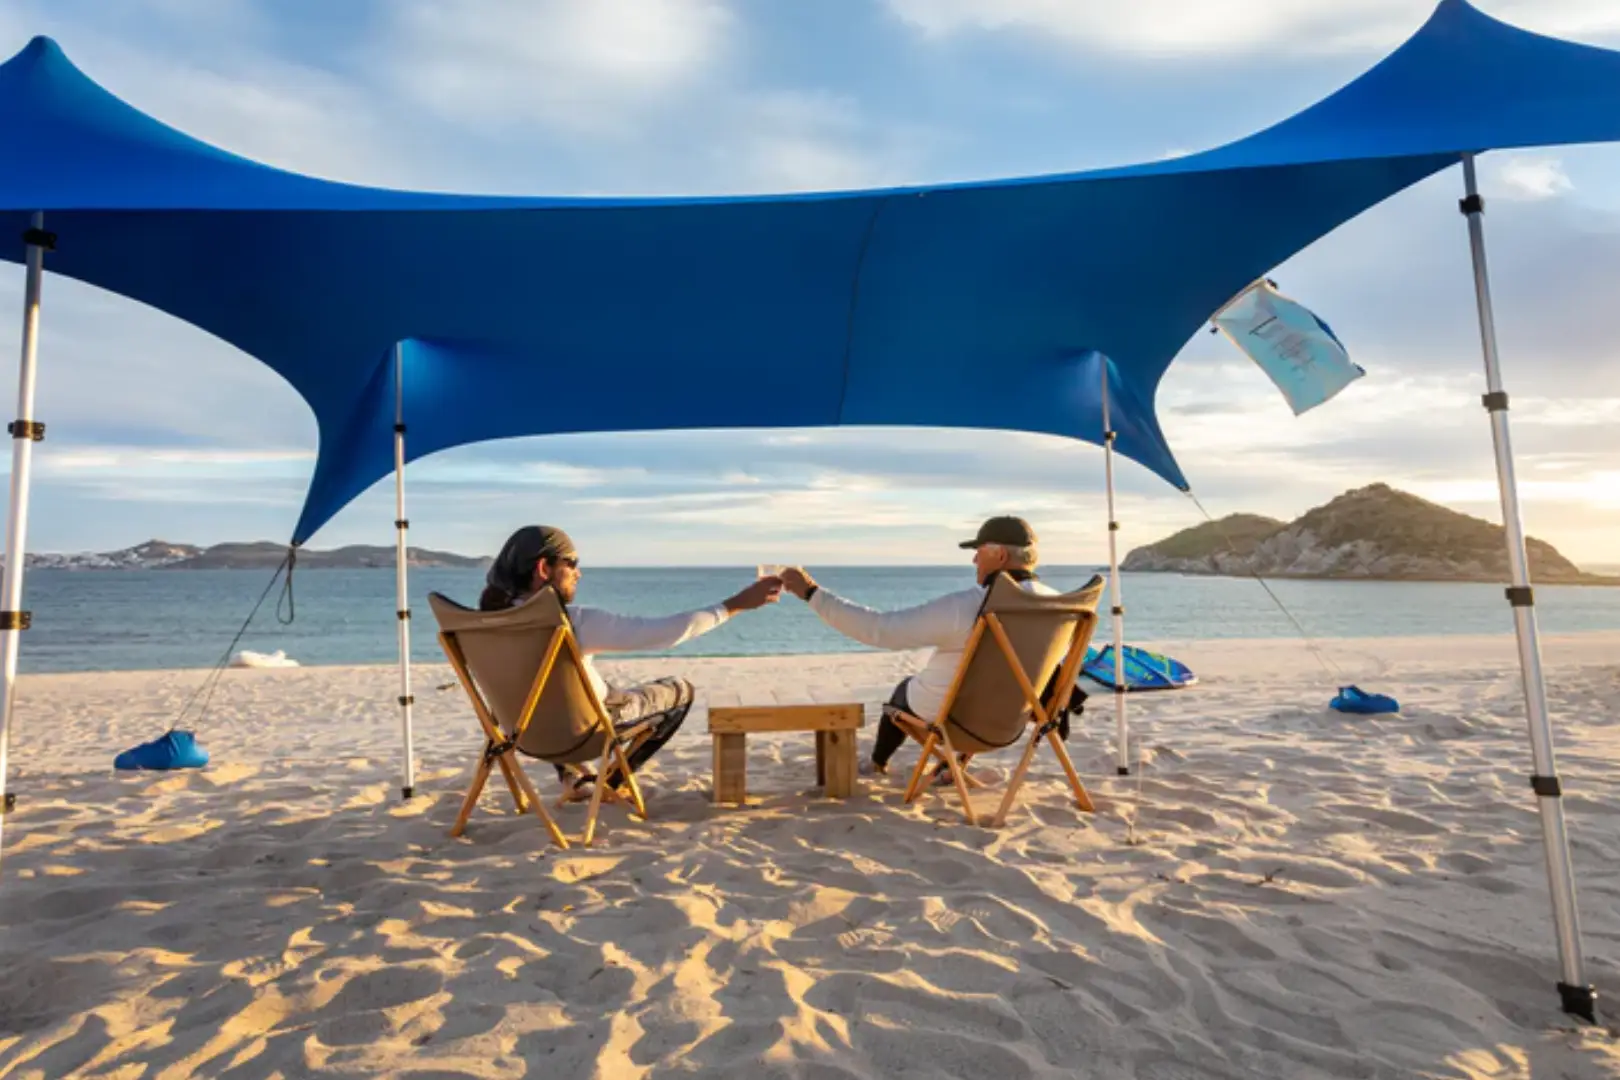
[
  {"xmin": 723, "ymin": 576, "xmax": 784, "ymax": 613},
  {"xmin": 779, "ymin": 567, "xmax": 818, "ymax": 601}
]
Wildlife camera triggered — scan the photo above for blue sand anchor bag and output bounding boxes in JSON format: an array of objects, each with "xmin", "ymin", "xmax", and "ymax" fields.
[
  {"xmin": 114, "ymin": 730, "xmax": 210, "ymax": 770},
  {"xmin": 1330, "ymin": 686, "xmax": 1399, "ymax": 715}
]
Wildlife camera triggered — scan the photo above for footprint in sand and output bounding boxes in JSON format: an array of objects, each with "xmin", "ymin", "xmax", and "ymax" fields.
[
  {"xmin": 1438, "ymin": 851, "xmax": 1491, "ymax": 875},
  {"xmin": 1332, "ymin": 803, "xmax": 1445, "ymax": 836}
]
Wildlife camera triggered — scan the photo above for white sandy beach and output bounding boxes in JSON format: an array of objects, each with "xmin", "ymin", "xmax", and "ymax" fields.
[{"xmin": 0, "ymin": 633, "xmax": 1617, "ymax": 1078}]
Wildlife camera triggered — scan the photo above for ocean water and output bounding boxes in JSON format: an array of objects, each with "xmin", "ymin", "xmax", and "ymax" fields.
[{"xmin": 12, "ymin": 565, "xmax": 1620, "ymax": 674}]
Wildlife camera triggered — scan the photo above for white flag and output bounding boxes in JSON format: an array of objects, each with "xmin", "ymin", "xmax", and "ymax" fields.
[{"xmin": 1213, "ymin": 280, "xmax": 1363, "ymax": 415}]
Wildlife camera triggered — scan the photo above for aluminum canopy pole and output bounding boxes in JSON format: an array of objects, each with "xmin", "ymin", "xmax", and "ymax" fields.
[
  {"xmin": 1459, "ymin": 153, "xmax": 1593, "ymax": 1023},
  {"xmin": 0, "ymin": 213, "xmax": 51, "ymax": 862},
  {"xmin": 393, "ymin": 343, "xmax": 416, "ymax": 800},
  {"xmin": 1099, "ymin": 360, "xmax": 1129, "ymax": 776}
]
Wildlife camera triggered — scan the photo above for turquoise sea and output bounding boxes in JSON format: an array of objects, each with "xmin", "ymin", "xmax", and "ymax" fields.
[{"xmin": 13, "ymin": 565, "xmax": 1620, "ymax": 674}]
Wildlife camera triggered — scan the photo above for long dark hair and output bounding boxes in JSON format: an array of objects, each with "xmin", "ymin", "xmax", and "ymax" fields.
[
  {"xmin": 480, "ymin": 527, "xmax": 544, "ymax": 610},
  {"xmin": 478, "ymin": 582, "xmax": 518, "ymax": 611}
]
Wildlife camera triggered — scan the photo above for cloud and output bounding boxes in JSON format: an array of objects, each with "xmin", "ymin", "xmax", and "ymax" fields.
[
  {"xmin": 879, "ymin": 1, "xmax": 1620, "ymax": 57},
  {"xmin": 1493, "ymin": 156, "xmax": 1575, "ymax": 201},
  {"xmin": 376, "ymin": 0, "xmax": 733, "ymax": 139}
]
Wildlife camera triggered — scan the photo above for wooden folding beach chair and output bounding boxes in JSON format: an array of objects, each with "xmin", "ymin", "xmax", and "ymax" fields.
[
  {"xmin": 892, "ymin": 573, "xmax": 1104, "ymax": 827},
  {"xmin": 429, "ymin": 587, "xmax": 652, "ymax": 849}
]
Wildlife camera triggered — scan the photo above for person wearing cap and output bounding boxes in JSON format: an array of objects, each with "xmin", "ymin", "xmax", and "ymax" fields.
[
  {"xmin": 480, "ymin": 524, "xmax": 783, "ymax": 798},
  {"xmin": 779, "ymin": 516, "xmax": 1055, "ymax": 777}
]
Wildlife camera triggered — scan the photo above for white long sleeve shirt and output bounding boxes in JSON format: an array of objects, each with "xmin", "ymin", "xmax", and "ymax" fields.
[
  {"xmin": 570, "ymin": 604, "xmax": 731, "ymax": 700},
  {"xmin": 807, "ymin": 577, "xmax": 1056, "ymax": 722}
]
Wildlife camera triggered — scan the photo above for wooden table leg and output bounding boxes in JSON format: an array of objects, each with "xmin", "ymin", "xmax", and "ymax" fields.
[
  {"xmin": 823, "ymin": 728, "xmax": 856, "ymax": 799},
  {"xmin": 713, "ymin": 733, "xmax": 747, "ymax": 805},
  {"xmin": 815, "ymin": 731, "xmax": 827, "ymax": 787}
]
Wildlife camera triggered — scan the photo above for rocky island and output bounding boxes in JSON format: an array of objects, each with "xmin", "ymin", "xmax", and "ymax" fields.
[
  {"xmin": 1122, "ymin": 484, "xmax": 1618, "ymax": 585},
  {"xmin": 11, "ymin": 539, "xmax": 488, "ymax": 571}
]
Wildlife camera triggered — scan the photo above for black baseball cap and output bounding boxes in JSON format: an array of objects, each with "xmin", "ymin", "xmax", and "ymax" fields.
[{"xmin": 959, "ymin": 515, "xmax": 1038, "ymax": 549}]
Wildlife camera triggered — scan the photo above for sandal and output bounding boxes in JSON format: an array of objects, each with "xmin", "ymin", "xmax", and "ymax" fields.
[{"xmin": 558, "ymin": 771, "xmax": 598, "ymax": 804}]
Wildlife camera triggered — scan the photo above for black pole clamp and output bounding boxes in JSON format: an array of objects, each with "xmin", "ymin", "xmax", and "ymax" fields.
[
  {"xmin": 1108, "ymin": 521, "xmax": 1120, "ymax": 531},
  {"xmin": 1103, "ymin": 430, "xmax": 1117, "ymax": 444},
  {"xmin": 1459, "ymin": 193, "xmax": 1485, "ymax": 216},
  {"xmin": 21, "ymin": 227, "xmax": 56, "ymax": 251},
  {"xmin": 1482, "ymin": 391, "xmax": 1509, "ymax": 413},
  {"xmin": 395, "ymin": 518, "xmax": 409, "ymax": 529},
  {"xmin": 398, "ymin": 694, "xmax": 415, "ymax": 707},
  {"xmin": 397, "ymin": 609, "xmax": 411, "ymax": 620},
  {"xmin": 1506, "ymin": 586, "xmax": 1534, "ymax": 608},
  {"xmin": 394, "ymin": 423, "xmax": 406, "ymax": 435},
  {"xmin": 1530, "ymin": 774, "xmax": 1562, "ymax": 798},
  {"xmin": 0, "ymin": 611, "xmax": 31, "ymax": 631},
  {"xmin": 7, "ymin": 421, "xmax": 43, "ymax": 441},
  {"xmin": 1111, "ymin": 605, "xmax": 1124, "ymax": 616},
  {"xmin": 1558, "ymin": 982, "xmax": 1597, "ymax": 1023}
]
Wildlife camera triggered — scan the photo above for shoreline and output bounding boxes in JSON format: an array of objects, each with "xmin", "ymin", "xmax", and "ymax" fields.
[{"xmin": 15, "ymin": 627, "xmax": 1620, "ymax": 681}]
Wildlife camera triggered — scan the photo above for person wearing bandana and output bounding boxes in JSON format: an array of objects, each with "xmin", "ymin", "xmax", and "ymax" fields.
[{"xmin": 480, "ymin": 524, "xmax": 782, "ymax": 799}]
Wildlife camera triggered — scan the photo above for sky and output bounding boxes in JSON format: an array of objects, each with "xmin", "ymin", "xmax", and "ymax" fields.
[{"xmin": 1, "ymin": 0, "xmax": 1619, "ymax": 567}]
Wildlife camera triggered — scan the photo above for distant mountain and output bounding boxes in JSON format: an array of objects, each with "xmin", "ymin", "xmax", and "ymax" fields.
[
  {"xmin": 13, "ymin": 539, "xmax": 489, "ymax": 570},
  {"xmin": 1122, "ymin": 484, "xmax": 1618, "ymax": 585}
]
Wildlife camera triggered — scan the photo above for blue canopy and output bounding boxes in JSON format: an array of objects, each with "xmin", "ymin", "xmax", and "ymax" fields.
[{"xmin": 2, "ymin": 0, "xmax": 1620, "ymax": 544}]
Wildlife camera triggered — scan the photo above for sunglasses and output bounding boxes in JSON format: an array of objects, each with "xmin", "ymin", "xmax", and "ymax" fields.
[{"xmin": 551, "ymin": 555, "xmax": 580, "ymax": 570}]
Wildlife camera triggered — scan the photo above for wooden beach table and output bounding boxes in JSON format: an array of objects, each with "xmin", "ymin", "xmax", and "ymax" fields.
[{"xmin": 708, "ymin": 703, "xmax": 864, "ymax": 805}]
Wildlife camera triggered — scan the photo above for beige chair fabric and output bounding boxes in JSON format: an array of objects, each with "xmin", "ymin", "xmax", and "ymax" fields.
[
  {"xmin": 429, "ymin": 586, "xmax": 650, "ymax": 848},
  {"xmin": 945, "ymin": 574, "xmax": 1104, "ymax": 753},
  {"xmin": 894, "ymin": 572, "xmax": 1105, "ymax": 825},
  {"xmin": 428, "ymin": 589, "xmax": 606, "ymax": 765}
]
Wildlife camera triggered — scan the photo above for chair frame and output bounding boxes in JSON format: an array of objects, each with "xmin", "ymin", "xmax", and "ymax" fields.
[
  {"xmin": 894, "ymin": 609, "xmax": 1097, "ymax": 827},
  {"xmin": 438, "ymin": 618, "xmax": 652, "ymax": 849}
]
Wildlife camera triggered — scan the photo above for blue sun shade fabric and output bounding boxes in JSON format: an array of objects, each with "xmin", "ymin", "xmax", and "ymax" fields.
[{"xmin": 2, "ymin": 1, "xmax": 1620, "ymax": 542}]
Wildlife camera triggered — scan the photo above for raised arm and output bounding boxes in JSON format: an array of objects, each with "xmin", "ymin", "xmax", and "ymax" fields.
[
  {"xmin": 782, "ymin": 568, "xmax": 979, "ymax": 651},
  {"xmin": 571, "ymin": 576, "xmax": 781, "ymax": 655}
]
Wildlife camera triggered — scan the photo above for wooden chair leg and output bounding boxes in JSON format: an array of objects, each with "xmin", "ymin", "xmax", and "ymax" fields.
[
  {"xmin": 937, "ymin": 728, "xmax": 978, "ymax": 826},
  {"xmin": 991, "ymin": 726, "xmax": 1044, "ymax": 828},
  {"xmin": 495, "ymin": 754, "xmax": 529, "ymax": 814},
  {"xmin": 582, "ymin": 740, "xmax": 616, "ymax": 847},
  {"xmin": 1046, "ymin": 729, "xmax": 1095, "ymax": 812},
  {"xmin": 450, "ymin": 756, "xmax": 495, "ymax": 838},
  {"xmin": 903, "ymin": 732, "xmax": 938, "ymax": 803},
  {"xmin": 958, "ymin": 758, "xmax": 988, "ymax": 791},
  {"xmin": 613, "ymin": 741, "xmax": 647, "ymax": 819},
  {"xmin": 505, "ymin": 754, "xmax": 571, "ymax": 850}
]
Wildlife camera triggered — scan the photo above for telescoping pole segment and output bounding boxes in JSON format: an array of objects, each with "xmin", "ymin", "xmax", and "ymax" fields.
[
  {"xmin": 0, "ymin": 213, "xmax": 51, "ymax": 863},
  {"xmin": 1099, "ymin": 360, "xmax": 1129, "ymax": 776},
  {"xmin": 1459, "ymin": 152, "xmax": 1594, "ymax": 1023},
  {"xmin": 393, "ymin": 344, "xmax": 417, "ymax": 800}
]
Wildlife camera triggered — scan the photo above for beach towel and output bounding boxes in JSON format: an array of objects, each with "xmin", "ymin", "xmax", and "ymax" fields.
[{"xmin": 1082, "ymin": 644, "xmax": 1196, "ymax": 691}]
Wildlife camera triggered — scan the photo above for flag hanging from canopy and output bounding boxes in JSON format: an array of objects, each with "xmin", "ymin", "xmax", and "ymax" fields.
[{"xmin": 1213, "ymin": 280, "xmax": 1364, "ymax": 415}]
